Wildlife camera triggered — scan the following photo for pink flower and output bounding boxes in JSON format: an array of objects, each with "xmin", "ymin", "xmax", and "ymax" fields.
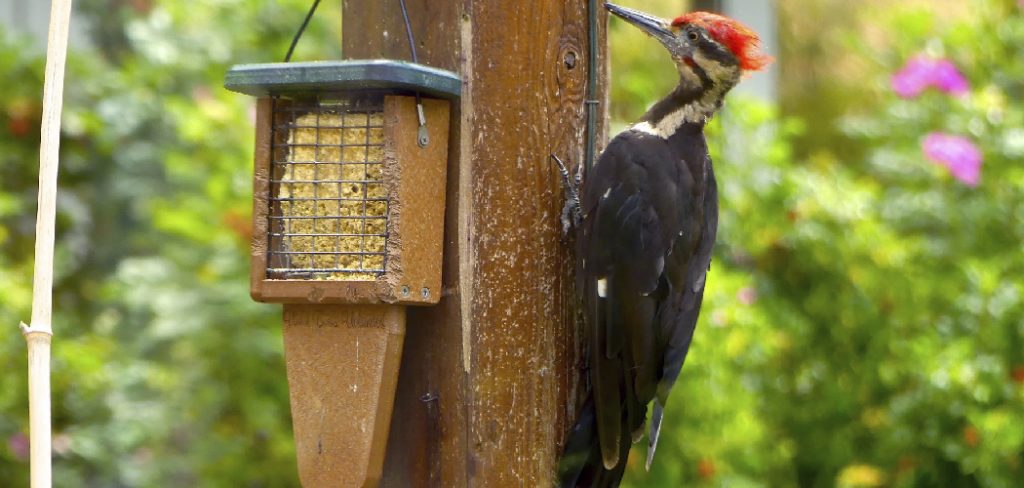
[
  {"xmin": 931, "ymin": 59, "xmax": 970, "ymax": 95},
  {"xmin": 7, "ymin": 432, "xmax": 29, "ymax": 461},
  {"xmin": 891, "ymin": 56, "xmax": 970, "ymax": 98},
  {"xmin": 892, "ymin": 56, "xmax": 935, "ymax": 98},
  {"xmin": 737, "ymin": 286, "xmax": 758, "ymax": 306},
  {"xmin": 922, "ymin": 132, "xmax": 982, "ymax": 186}
]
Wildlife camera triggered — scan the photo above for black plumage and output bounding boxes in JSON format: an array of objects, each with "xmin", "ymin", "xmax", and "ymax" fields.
[
  {"xmin": 558, "ymin": 4, "xmax": 769, "ymax": 486},
  {"xmin": 560, "ymin": 88, "xmax": 717, "ymax": 488}
]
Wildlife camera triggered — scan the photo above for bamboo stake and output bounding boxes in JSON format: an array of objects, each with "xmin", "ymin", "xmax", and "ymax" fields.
[{"xmin": 20, "ymin": 1, "xmax": 74, "ymax": 487}]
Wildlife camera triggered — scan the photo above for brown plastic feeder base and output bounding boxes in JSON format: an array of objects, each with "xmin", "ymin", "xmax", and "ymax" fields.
[{"xmin": 282, "ymin": 304, "xmax": 405, "ymax": 488}]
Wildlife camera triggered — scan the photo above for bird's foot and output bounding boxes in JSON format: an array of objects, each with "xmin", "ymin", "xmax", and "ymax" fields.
[{"xmin": 551, "ymin": 154, "xmax": 582, "ymax": 236}]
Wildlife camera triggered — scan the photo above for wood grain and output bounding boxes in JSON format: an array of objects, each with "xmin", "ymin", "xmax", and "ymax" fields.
[
  {"xmin": 336, "ymin": 1, "xmax": 608, "ymax": 485},
  {"xmin": 343, "ymin": 2, "xmax": 469, "ymax": 486},
  {"xmin": 463, "ymin": 2, "xmax": 606, "ymax": 484},
  {"xmin": 282, "ymin": 305, "xmax": 405, "ymax": 487},
  {"xmin": 380, "ymin": 95, "xmax": 450, "ymax": 305}
]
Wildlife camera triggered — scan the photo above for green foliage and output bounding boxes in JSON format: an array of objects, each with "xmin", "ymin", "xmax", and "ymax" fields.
[
  {"xmin": 606, "ymin": 0, "xmax": 682, "ymax": 127},
  {"xmin": 1, "ymin": 1, "xmax": 343, "ymax": 485}
]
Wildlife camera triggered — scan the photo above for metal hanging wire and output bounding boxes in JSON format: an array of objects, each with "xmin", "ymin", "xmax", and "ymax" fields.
[
  {"xmin": 397, "ymin": 0, "xmax": 430, "ymax": 147},
  {"xmin": 397, "ymin": 0, "xmax": 419, "ymax": 65},
  {"xmin": 585, "ymin": 0, "xmax": 599, "ymax": 173},
  {"xmin": 283, "ymin": 0, "xmax": 430, "ymax": 146},
  {"xmin": 284, "ymin": 0, "xmax": 322, "ymax": 62}
]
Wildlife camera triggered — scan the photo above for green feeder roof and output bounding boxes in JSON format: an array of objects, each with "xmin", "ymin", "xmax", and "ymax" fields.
[{"xmin": 224, "ymin": 60, "xmax": 461, "ymax": 100}]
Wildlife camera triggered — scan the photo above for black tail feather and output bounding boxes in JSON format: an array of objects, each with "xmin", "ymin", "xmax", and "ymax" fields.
[
  {"xmin": 558, "ymin": 399, "xmax": 598, "ymax": 487},
  {"xmin": 557, "ymin": 399, "xmax": 630, "ymax": 488}
]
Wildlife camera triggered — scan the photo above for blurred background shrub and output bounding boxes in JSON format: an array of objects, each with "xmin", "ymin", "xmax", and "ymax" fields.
[{"xmin": 1, "ymin": 0, "xmax": 1021, "ymax": 486}]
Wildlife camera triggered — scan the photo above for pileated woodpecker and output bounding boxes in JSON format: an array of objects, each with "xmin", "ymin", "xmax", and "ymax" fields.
[{"xmin": 558, "ymin": 4, "xmax": 771, "ymax": 486}]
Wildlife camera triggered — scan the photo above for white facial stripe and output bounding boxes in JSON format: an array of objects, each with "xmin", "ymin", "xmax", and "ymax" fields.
[
  {"xmin": 692, "ymin": 51, "xmax": 740, "ymax": 86},
  {"xmin": 597, "ymin": 278, "xmax": 607, "ymax": 298},
  {"xmin": 631, "ymin": 98, "xmax": 716, "ymax": 138},
  {"xmin": 628, "ymin": 49, "xmax": 741, "ymax": 139},
  {"xmin": 677, "ymin": 61, "xmax": 701, "ymax": 87}
]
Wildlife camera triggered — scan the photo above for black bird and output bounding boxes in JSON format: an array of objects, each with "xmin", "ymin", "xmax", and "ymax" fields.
[{"xmin": 558, "ymin": 4, "xmax": 771, "ymax": 486}]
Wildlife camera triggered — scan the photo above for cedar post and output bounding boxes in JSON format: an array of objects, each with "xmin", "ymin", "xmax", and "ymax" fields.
[{"xmin": 282, "ymin": 1, "xmax": 608, "ymax": 484}]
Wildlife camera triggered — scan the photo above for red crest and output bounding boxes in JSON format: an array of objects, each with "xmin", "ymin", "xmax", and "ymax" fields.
[{"xmin": 672, "ymin": 12, "xmax": 773, "ymax": 71}]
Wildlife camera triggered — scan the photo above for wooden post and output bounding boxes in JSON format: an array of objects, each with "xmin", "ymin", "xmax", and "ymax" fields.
[{"xmin": 333, "ymin": 1, "xmax": 608, "ymax": 485}]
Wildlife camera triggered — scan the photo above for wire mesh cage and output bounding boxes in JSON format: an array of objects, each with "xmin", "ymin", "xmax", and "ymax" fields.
[
  {"xmin": 268, "ymin": 96, "xmax": 389, "ymax": 281},
  {"xmin": 225, "ymin": 61, "xmax": 460, "ymax": 304}
]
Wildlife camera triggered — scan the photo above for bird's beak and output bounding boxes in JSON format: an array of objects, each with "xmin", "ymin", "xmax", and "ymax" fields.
[{"xmin": 605, "ymin": 3, "xmax": 678, "ymax": 50}]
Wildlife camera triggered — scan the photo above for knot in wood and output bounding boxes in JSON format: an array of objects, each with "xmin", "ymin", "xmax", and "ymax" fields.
[{"xmin": 563, "ymin": 50, "xmax": 578, "ymax": 70}]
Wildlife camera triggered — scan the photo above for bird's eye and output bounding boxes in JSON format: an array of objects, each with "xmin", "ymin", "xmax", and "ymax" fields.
[{"xmin": 687, "ymin": 31, "xmax": 700, "ymax": 41}]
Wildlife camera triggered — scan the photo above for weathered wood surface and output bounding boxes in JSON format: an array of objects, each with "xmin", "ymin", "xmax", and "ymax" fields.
[
  {"xmin": 282, "ymin": 305, "xmax": 405, "ymax": 487},
  {"xmin": 343, "ymin": 3, "xmax": 468, "ymax": 485},
  {"xmin": 339, "ymin": 1, "xmax": 608, "ymax": 485}
]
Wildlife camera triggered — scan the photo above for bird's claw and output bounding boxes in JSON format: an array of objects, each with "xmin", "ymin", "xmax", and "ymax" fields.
[{"xmin": 551, "ymin": 154, "xmax": 583, "ymax": 237}]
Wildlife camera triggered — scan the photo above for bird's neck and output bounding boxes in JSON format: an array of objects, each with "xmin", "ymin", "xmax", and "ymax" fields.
[{"xmin": 632, "ymin": 82, "xmax": 728, "ymax": 139}]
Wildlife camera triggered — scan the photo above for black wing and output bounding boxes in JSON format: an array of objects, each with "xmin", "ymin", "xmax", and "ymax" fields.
[{"xmin": 576, "ymin": 130, "xmax": 711, "ymax": 470}]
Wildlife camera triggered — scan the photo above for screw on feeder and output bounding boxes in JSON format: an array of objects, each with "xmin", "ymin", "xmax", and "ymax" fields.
[{"xmin": 417, "ymin": 104, "xmax": 429, "ymax": 147}]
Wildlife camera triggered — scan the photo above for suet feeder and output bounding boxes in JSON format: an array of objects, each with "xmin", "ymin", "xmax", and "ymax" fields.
[
  {"xmin": 226, "ymin": 60, "xmax": 459, "ymax": 303},
  {"xmin": 225, "ymin": 60, "xmax": 460, "ymax": 487}
]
